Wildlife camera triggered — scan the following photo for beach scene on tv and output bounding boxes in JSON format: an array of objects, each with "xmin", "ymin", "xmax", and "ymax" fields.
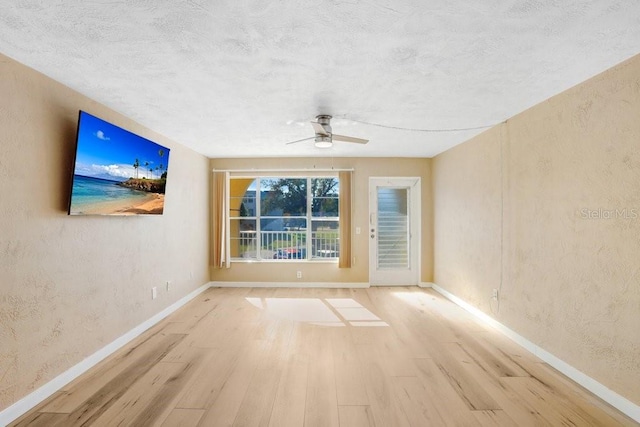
[{"xmin": 69, "ymin": 111, "xmax": 171, "ymax": 215}]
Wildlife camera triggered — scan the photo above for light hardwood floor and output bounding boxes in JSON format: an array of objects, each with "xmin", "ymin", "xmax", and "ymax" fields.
[{"xmin": 11, "ymin": 287, "xmax": 638, "ymax": 426}]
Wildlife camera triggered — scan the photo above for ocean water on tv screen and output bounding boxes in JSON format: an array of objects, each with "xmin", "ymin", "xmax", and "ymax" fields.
[{"xmin": 70, "ymin": 175, "xmax": 148, "ymax": 211}]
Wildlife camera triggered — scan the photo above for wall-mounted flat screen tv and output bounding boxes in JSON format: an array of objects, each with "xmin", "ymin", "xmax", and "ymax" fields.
[{"xmin": 68, "ymin": 111, "xmax": 171, "ymax": 215}]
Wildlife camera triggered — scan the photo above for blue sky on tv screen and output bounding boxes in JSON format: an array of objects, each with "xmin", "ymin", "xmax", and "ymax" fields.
[{"xmin": 73, "ymin": 111, "xmax": 170, "ymax": 182}]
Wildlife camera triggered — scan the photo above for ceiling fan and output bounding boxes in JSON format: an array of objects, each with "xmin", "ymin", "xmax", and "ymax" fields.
[{"xmin": 286, "ymin": 115, "xmax": 369, "ymax": 148}]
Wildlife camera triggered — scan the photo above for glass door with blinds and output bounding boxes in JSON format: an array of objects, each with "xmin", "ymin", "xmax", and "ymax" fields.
[{"xmin": 369, "ymin": 177, "xmax": 420, "ymax": 285}]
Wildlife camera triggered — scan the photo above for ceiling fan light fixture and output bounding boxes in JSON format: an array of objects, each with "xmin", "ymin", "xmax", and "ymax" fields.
[{"xmin": 314, "ymin": 135, "xmax": 333, "ymax": 148}]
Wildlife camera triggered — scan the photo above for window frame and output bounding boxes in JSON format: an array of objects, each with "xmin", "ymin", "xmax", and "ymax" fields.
[{"xmin": 229, "ymin": 175, "xmax": 340, "ymax": 263}]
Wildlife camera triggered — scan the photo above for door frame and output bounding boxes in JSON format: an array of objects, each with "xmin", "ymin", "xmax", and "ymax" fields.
[{"xmin": 368, "ymin": 177, "xmax": 421, "ymax": 286}]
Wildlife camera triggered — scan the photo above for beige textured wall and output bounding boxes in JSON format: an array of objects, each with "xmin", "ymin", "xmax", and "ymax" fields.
[
  {"xmin": 433, "ymin": 54, "xmax": 640, "ymax": 405},
  {"xmin": 433, "ymin": 126, "xmax": 503, "ymax": 311},
  {"xmin": 0, "ymin": 54, "xmax": 211, "ymax": 411},
  {"xmin": 210, "ymin": 157, "xmax": 433, "ymax": 284}
]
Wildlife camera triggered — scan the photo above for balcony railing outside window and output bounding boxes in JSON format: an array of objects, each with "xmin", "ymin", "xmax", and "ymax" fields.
[{"xmin": 231, "ymin": 227, "xmax": 339, "ymax": 260}]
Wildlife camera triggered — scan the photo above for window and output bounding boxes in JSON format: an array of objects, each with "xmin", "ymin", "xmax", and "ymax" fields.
[{"xmin": 229, "ymin": 177, "xmax": 339, "ymax": 261}]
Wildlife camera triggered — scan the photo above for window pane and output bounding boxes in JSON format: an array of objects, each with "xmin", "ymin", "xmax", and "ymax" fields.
[
  {"xmin": 230, "ymin": 179, "xmax": 256, "ymax": 217},
  {"xmin": 261, "ymin": 178, "xmax": 307, "ymax": 216},
  {"xmin": 230, "ymin": 219, "xmax": 257, "ymax": 259},
  {"xmin": 311, "ymin": 178, "xmax": 339, "ymax": 217},
  {"xmin": 312, "ymin": 220, "xmax": 339, "ymax": 258},
  {"xmin": 260, "ymin": 217, "xmax": 306, "ymax": 232},
  {"xmin": 261, "ymin": 218, "xmax": 307, "ymax": 259},
  {"xmin": 271, "ymin": 245, "xmax": 307, "ymax": 260}
]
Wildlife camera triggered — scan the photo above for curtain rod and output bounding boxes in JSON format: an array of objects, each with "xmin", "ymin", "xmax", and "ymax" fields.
[{"xmin": 212, "ymin": 168, "xmax": 354, "ymax": 173}]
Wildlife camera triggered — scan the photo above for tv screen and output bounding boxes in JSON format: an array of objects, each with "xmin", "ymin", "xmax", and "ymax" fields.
[{"xmin": 68, "ymin": 111, "xmax": 171, "ymax": 215}]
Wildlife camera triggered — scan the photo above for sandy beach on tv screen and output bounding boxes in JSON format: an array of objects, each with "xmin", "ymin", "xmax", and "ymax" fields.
[{"xmin": 75, "ymin": 193, "xmax": 165, "ymax": 215}]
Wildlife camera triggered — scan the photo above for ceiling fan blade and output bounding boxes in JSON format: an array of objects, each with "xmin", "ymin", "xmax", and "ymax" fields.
[
  {"xmin": 311, "ymin": 121, "xmax": 330, "ymax": 136},
  {"xmin": 285, "ymin": 136, "xmax": 316, "ymax": 145},
  {"xmin": 332, "ymin": 134, "xmax": 369, "ymax": 144}
]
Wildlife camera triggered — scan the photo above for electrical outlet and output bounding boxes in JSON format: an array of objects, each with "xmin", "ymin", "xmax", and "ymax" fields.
[
  {"xmin": 492, "ymin": 288, "xmax": 499, "ymax": 300},
  {"xmin": 166, "ymin": 281, "xmax": 171, "ymax": 292},
  {"xmin": 296, "ymin": 271, "xmax": 302, "ymax": 279},
  {"xmin": 152, "ymin": 287, "xmax": 157, "ymax": 299},
  {"xmin": 356, "ymin": 227, "xmax": 361, "ymax": 234}
]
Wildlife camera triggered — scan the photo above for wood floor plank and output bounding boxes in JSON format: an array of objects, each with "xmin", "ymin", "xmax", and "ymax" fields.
[
  {"xmin": 40, "ymin": 328, "xmax": 183, "ymax": 413},
  {"xmin": 474, "ymin": 328, "xmax": 541, "ymax": 365},
  {"xmin": 267, "ymin": 353, "xmax": 309, "ymax": 427},
  {"xmin": 392, "ymin": 376, "xmax": 449, "ymax": 426},
  {"xmin": 89, "ymin": 361, "xmax": 189, "ymax": 427},
  {"xmin": 196, "ymin": 339, "xmax": 270, "ymax": 426},
  {"xmin": 444, "ymin": 342, "xmax": 546, "ymax": 427},
  {"xmin": 333, "ymin": 328, "xmax": 369, "ymax": 406},
  {"xmin": 520, "ymin": 361, "xmax": 639, "ymax": 426},
  {"xmin": 232, "ymin": 320, "xmax": 294, "ymax": 427},
  {"xmin": 418, "ymin": 289, "xmax": 489, "ymax": 332},
  {"xmin": 183, "ymin": 295, "xmax": 260, "ymax": 349},
  {"xmin": 413, "ymin": 357, "xmax": 483, "ymax": 426},
  {"xmin": 347, "ymin": 289, "xmax": 392, "ymax": 342},
  {"xmin": 127, "ymin": 348, "xmax": 208, "ymax": 427},
  {"xmin": 16, "ymin": 333, "xmax": 186, "ymax": 427},
  {"xmin": 304, "ymin": 327, "xmax": 340, "ymax": 427},
  {"xmin": 10, "ymin": 411, "xmax": 70, "ymax": 427},
  {"xmin": 161, "ymin": 408, "xmax": 205, "ymax": 427},
  {"xmin": 167, "ymin": 289, "xmax": 223, "ymax": 325},
  {"xmin": 338, "ymin": 405, "xmax": 376, "ymax": 427},
  {"xmin": 504, "ymin": 376, "xmax": 631, "ymax": 426},
  {"xmin": 367, "ymin": 287, "xmax": 461, "ymax": 345},
  {"xmin": 373, "ymin": 336, "xmax": 418, "ymax": 378},
  {"xmin": 455, "ymin": 333, "xmax": 530, "ymax": 378},
  {"xmin": 426, "ymin": 342, "xmax": 501, "ymax": 411},
  {"xmin": 356, "ymin": 343, "xmax": 412, "ymax": 427},
  {"xmin": 175, "ymin": 324, "xmax": 259, "ymax": 409},
  {"xmin": 507, "ymin": 374, "xmax": 636, "ymax": 426},
  {"xmin": 472, "ymin": 409, "xmax": 518, "ymax": 426}
]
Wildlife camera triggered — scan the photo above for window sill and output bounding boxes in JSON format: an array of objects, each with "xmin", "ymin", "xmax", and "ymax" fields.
[{"xmin": 231, "ymin": 258, "xmax": 339, "ymax": 264}]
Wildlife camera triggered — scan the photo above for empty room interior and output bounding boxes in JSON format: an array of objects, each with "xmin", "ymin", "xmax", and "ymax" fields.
[{"xmin": 1, "ymin": 2, "xmax": 639, "ymax": 426}]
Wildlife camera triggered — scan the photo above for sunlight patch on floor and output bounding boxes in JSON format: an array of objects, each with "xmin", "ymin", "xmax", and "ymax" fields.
[
  {"xmin": 245, "ymin": 297, "xmax": 388, "ymax": 327},
  {"xmin": 391, "ymin": 290, "xmax": 432, "ymax": 309}
]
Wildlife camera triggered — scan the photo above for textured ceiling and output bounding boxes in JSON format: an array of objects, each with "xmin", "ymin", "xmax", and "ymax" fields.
[{"xmin": 1, "ymin": 1, "xmax": 639, "ymax": 158}]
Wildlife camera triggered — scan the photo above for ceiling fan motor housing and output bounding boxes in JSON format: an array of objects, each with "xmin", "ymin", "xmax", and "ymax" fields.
[{"xmin": 316, "ymin": 115, "xmax": 333, "ymax": 134}]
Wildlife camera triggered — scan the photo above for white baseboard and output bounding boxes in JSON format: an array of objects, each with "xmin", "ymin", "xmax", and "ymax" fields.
[
  {"xmin": 210, "ymin": 281, "xmax": 370, "ymax": 288},
  {"xmin": 0, "ymin": 282, "xmax": 212, "ymax": 427},
  {"xmin": 430, "ymin": 283, "xmax": 640, "ymax": 423},
  {"xmin": 418, "ymin": 282, "xmax": 434, "ymax": 288}
]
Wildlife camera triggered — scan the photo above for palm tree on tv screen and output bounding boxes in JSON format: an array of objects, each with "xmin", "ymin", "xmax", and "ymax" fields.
[{"xmin": 133, "ymin": 158, "xmax": 140, "ymax": 179}]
